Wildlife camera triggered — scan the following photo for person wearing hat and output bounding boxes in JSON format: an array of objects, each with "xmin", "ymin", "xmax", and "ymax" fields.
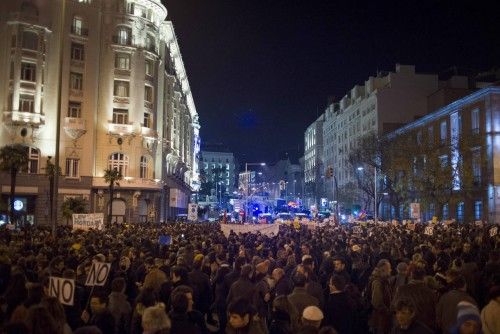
[
  {"xmin": 450, "ymin": 301, "xmax": 482, "ymax": 334},
  {"xmin": 301, "ymin": 305, "xmax": 324, "ymax": 329},
  {"xmin": 481, "ymin": 286, "xmax": 500, "ymax": 334}
]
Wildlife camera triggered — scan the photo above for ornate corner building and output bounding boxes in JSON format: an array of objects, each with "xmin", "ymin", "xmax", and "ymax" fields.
[{"xmin": 0, "ymin": 0, "xmax": 201, "ymax": 224}]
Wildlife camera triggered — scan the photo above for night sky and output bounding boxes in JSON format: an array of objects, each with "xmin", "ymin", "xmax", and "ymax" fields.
[{"xmin": 162, "ymin": 0, "xmax": 500, "ymax": 164}]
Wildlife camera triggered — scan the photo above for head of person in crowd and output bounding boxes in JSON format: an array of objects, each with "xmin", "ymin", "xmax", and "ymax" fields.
[
  {"xmin": 396, "ymin": 262, "xmax": 408, "ymax": 276},
  {"xmin": 302, "ymin": 256, "xmax": 315, "ymax": 271},
  {"xmin": 333, "ymin": 256, "xmax": 347, "ymax": 273},
  {"xmin": 90, "ymin": 290, "xmax": 108, "ymax": 315},
  {"xmin": 171, "ymin": 265, "xmax": 188, "ymax": 284},
  {"xmin": 240, "ymin": 264, "xmax": 253, "ymax": 280},
  {"xmin": 302, "ymin": 305, "xmax": 324, "ymax": 329},
  {"xmin": 447, "ymin": 270, "xmax": 467, "ymax": 291},
  {"xmin": 292, "ymin": 272, "xmax": 307, "ymax": 288},
  {"xmin": 227, "ymin": 298, "xmax": 255, "ymax": 331},
  {"xmin": 301, "ymin": 243, "xmax": 311, "ymax": 256},
  {"xmin": 172, "ymin": 285, "xmax": 194, "ymax": 312},
  {"xmin": 329, "ymin": 274, "xmax": 346, "ymax": 293},
  {"xmin": 49, "ymin": 256, "xmax": 65, "ymax": 274},
  {"xmin": 24, "ymin": 305, "xmax": 59, "ymax": 334},
  {"xmin": 272, "ymin": 267, "xmax": 285, "ymax": 283},
  {"xmin": 142, "ymin": 304, "xmax": 170, "ymax": 334},
  {"xmin": 374, "ymin": 259, "xmax": 392, "ymax": 278},
  {"xmin": 41, "ymin": 297, "xmax": 67, "ymax": 333},
  {"xmin": 394, "ymin": 299, "xmax": 417, "ymax": 330},
  {"xmin": 111, "ymin": 277, "xmax": 126, "ymax": 294},
  {"xmin": 409, "ymin": 265, "xmax": 426, "ymax": 281},
  {"xmin": 451, "ymin": 301, "xmax": 482, "ymax": 334}
]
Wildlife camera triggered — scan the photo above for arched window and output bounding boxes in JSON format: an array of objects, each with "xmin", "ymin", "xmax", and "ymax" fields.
[
  {"xmin": 115, "ymin": 26, "xmax": 132, "ymax": 46},
  {"xmin": 140, "ymin": 156, "xmax": 150, "ymax": 179},
  {"xmin": 108, "ymin": 153, "xmax": 129, "ymax": 176}
]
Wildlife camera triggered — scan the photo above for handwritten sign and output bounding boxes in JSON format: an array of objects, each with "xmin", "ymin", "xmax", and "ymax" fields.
[
  {"xmin": 72, "ymin": 213, "xmax": 104, "ymax": 231},
  {"xmin": 85, "ymin": 262, "xmax": 111, "ymax": 286},
  {"xmin": 49, "ymin": 277, "xmax": 75, "ymax": 306}
]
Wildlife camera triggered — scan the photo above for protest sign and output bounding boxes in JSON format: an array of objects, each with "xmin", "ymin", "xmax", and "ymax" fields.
[
  {"xmin": 159, "ymin": 235, "xmax": 172, "ymax": 245},
  {"xmin": 220, "ymin": 223, "xmax": 279, "ymax": 237},
  {"xmin": 353, "ymin": 226, "xmax": 362, "ymax": 234},
  {"xmin": 475, "ymin": 221, "xmax": 483, "ymax": 227},
  {"xmin": 490, "ymin": 226, "xmax": 498, "ymax": 238},
  {"xmin": 85, "ymin": 262, "xmax": 111, "ymax": 286},
  {"xmin": 410, "ymin": 203, "xmax": 420, "ymax": 219},
  {"xmin": 424, "ymin": 226, "xmax": 434, "ymax": 236},
  {"xmin": 72, "ymin": 213, "xmax": 104, "ymax": 231},
  {"xmin": 188, "ymin": 203, "xmax": 198, "ymax": 222},
  {"xmin": 49, "ymin": 277, "xmax": 75, "ymax": 306}
]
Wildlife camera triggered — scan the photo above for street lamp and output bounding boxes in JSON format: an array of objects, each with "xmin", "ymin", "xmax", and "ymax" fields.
[{"xmin": 357, "ymin": 166, "xmax": 378, "ymax": 223}]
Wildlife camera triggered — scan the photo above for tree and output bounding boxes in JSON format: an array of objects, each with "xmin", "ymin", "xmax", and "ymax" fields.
[
  {"xmin": 103, "ymin": 168, "xmax": 122, "ymax": 225},
  {"xmin": 44, "ymin": 156, "xmax": 61, "ymax": 227},
  {"xmin": 61, "ymin": 197, "xmax": 88, "ymax": 225},
  {"xmin": 0, "ymin": 144, "xmax": 29, "ymax": 225}
]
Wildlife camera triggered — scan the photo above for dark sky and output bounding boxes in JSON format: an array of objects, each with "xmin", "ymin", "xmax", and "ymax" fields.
[{"xmin": 162, "ymin": 0, "xmax": 500, "ymax": 165}]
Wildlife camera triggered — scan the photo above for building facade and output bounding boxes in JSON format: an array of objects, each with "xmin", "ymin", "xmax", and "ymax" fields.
[
  {"xmin": 386, "ymin": 86, "xmax": 500, "ymax": 223},
  {"xmin": 199, "ymin": 149, "xmax": 237, "ymax": 204},
  {"xmin": 304, "ymin": 113, "xmax": 324, "ymax": 207},
  {"xmin": 0, "ymin": 0, "xmax": 200, "ymax": 225}
]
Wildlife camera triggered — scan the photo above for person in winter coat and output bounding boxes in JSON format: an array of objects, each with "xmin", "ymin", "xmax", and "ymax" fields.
[
  {"xmin": 287, "ymin": 272, "xmax": 319, "ymax": 317},
  {"xmin": 108, "ymin": 277, "xmax": 132, "ymax": 334},
  {"xmin": 227, "ymin": 265, "xmax": 256, "ymax": 307},
  {"xmin": 390, "ymin": 299, "xmax": 433, "ymax": 334},
  {"xmin": 368, "ymin": 259, "xmax": 393, "ymax": 334},
  {"xmin": 450, "ymin": 301, "xmax": 482, "ymax": 334},
  {"xmin": 226, "ymin": 298, "xmax": 266, "ymax": 334},
  {"xmin": 481, "ymin": 286, "xmax": 500, "ymax": 334},
  {"xmin": 324, "ymin": 274, "xmax": 352, "ymax": 334}
]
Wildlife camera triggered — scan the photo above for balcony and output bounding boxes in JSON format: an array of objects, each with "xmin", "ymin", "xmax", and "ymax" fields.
[
  {"xmin": 144, "ymin": 101, "xmax": 153, "ymax": 110},
  {"xmin": 113, "ymin": 96, "xmax": 129, "ymax": 104},
  {"xmin": 112, "ymin": 36, "xmax": 132, "ymax": 46},
  {"xmin": 63, "ymin": 117, "xmax": 86, "ymax": 140},
  {"xmin": 3, "ymin": 110, "xmax": 45, "ymax": 127},
  {"xmin": 70, "ymin": 26, "xmax": 89, "ymax": 37},
  {"xmin": 108, "ymin": 123, "xmax": 134, "ymax": 136},
  {"xmin": 141, "ymin": 126, "xmax": 157, "ymax": 138},
  {"xmin": 92, "ymin": 176, "xmax": 161, "ymax": 190}
]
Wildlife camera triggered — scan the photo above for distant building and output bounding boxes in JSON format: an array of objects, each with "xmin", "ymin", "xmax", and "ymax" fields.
[
  {"xmin": 199, "ymin": 145, "xmax": 237, "ymax": 203},
  {"xmin": 264, "ymin": 156, "xmax": 302, "ymax": 201},
  {"xmin": 386, "ymin": 86, "xmax": 500, "ymax": 223},
  {"xmin": 0, "ymin": 0, "xmax": 200, "ymax": 224},
  {"xmin": 304, "ymin": 114, "xmax": 325, "ymax": 207}
]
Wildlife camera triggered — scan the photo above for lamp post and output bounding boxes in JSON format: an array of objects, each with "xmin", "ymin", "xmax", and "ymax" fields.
[
  {"xmin": 244, "ymin": 162, "xmax": 265, "ymax": 223},
  {"xmin": 357, "ymin": 166, "xmax": 378, "ymax": 223}
]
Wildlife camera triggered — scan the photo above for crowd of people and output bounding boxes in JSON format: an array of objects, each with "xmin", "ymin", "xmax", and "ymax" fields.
[{"xmin": 0, "ymin": 219, "xmax": 498, "ymax": 334}]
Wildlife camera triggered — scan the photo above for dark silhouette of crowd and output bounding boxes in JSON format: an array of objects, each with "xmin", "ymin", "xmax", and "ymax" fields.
[{"xmin": 0, "ymin": 220, "xmax": 499, "ymax": 334}]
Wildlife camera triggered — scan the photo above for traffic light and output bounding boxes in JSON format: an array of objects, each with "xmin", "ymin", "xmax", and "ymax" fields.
[{"xmin": 326, "ymin": 166, "xmax": 334, "ymax": 178}]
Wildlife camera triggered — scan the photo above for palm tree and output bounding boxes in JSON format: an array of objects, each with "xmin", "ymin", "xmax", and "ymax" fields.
[
  {"xmin": 61, "ymin": 197, "xmax": 88, "ymax": 225},
  {"xmin": 103, "ymin": 168, "xmax": 122, "ymax": 226},
  {"xmin": 0, "ymin": 144, "xmax": 29, "ymax": 225}
]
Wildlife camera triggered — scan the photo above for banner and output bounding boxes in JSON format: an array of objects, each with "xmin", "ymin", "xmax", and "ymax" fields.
[
  {"xmin": 410, "ymin": 203, "xmax": 420, "ymax": 219},
  {"xmin": 85, "ymin": 262, "xmax": 111, "ymax": 286},
  {"xmin": 220, "ymin": 223, "xmax": 279, "ymax": 237},
  {"xmin": 72, "ymin": 213, "xmax": 104, "ymax": 231},
  {"xmin": 159, "ymin": 235, "xmax": 172, "ymax": 245},
  {"xmin": 49, "ymin": 277, "xmax": 75, "ymax": 306},
  {"xmin": 424, "ymin": 226, "xmax": 434, "ymax": 236},
  {"xmin": 188, "ymin": 203, "xmax": 198, "ymax": 222},
  {"xmin": 490, "ymin": 226, "xmax": 498, "ymax": 237}
]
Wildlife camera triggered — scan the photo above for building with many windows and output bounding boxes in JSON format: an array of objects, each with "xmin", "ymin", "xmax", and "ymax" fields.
[
  {"xmin": 0, "ymin": 0, "xmax": 200, "ymax": 224},
  {"xmin": 199, "ymin": 146, "xmax": 237, "ymax": 205},
  {"xmin": 304, "ymin": 114, "xmax": 324, "ymax": 207}
]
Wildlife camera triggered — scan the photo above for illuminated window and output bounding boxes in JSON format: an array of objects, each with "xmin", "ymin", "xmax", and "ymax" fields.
[
  {"xmin": 474, "ymin": 200, "xmax": 482, "ymax": 221},
  {"xmin": 71, "ymin": 16, "xmax": 87, "ymax": 35},
  {"xmin": 144, "ymin": 86, "xmax": 153, "ymax": 102},
  {"xmin": 115, "ymin": 53, "xmax": 130, "ymax": 70},
  {"xmin": 456, "ymin": 202, "xmax": 464, "ymax": 223},
  {"xmin": 471, "ymin": 108, "xmax": 480, "ymax": 134},
  {"xmin": 112, "ymin": 109, "xmax": 128, "ymax": 124},
  {"xmin": 140, "ymin": 156, "xmax": 149, "ymax": 178},
  {"xmin": 20, "ymin": 62, "xmax": 36, "ymax": 81},
  {"xmin": 440, "ymin": 121, "xmax": 447, "ymax": 144},
  {"xmin": 442, "ymin": 203, "xmax": 449, "ymax": 220},
  {"xmin": 439, "ymin": 155, "xmax": 448, "ymax": 168},
  {"xmin": 427, "ymin": 126, "xmax": 434, "ymax": 146},
  {"xmin": 70, "ymin": 72, "xmax": 83, "ymax": 90},
  {"xmin": 22, "ymin": 31, "xmax": 38, "ymax": 50},
  {"xmin": 65, "ymin": 158, "xmax": 79, "ymax": 178},
  {"xmin": 472, "ymin": 147, "xmax": 481, "ymax": 184},
  {"xmin": 67, "ymin": 101, "xmax": 82, "ymax": 118},
  {"xmin": 108, "ymin": 153, "xmax": 129, "ymax": 176},
  {"xmin": 71, "ymin": 42, "xmax": 85, "ymax": 61},
  {"xmin": 25, "ymin": 147, "xmax": 39, "ymax": 174},
  {"xmin": 145, "ymin": 59, "xmax": 154, "ymax": 76},
  {"xmin": 113, "ymin": 80, "xmax": 129, "ymax": 97},
  {"xmin": 143, "ymin": 112, "xmax": 152, "ymax": 128},
  {"xmin": 19, "ymin": 95, "xmax": 34, "ymax": 113}
]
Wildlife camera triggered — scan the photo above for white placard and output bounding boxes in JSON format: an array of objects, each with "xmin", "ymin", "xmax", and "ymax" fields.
[
  {"xmin": 49, "ymin": 277, "xmax": 75, "ymax": 306},
  {"xmin": 220, "ymin": 223, "xmax": 279, "ymax": 237},
  {"xmin": 424, "ymin": 226, "xmax": 434, "ymax": 236},
  {"xmin": 353, "ymin": 226, "xmax": 362, "ymax": 234},
  {"xmin": 188, "ymin": 203, "xmax": 198, "ymax": 222},
  {"xmin": 85, "ymin": 262, "xmax": 111, "ymax": 286},
  {"xmin": 490, "ymin": 226, "xmax": 498, "ymax": 237},
  {"xmin": 410, "ymin": 203, "xmax": 420, "ymax": 219},
  {"xmin": 72, "ymin": 213, "xmax": 104, "ymax": 231}
]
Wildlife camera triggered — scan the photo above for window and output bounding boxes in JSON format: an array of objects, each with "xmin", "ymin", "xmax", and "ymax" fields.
[
  {"xmin": 145, "ymin": 59, "xmax": 154, "ymax": 76},
  {"xmin": 474, "ymin": 200, "xmax": 482, "ymax": 221},
  {"xmin": 471, "ymin": 108, "xmax": 480, "ymax": 134},
  {"xmin": 472, "ymin": 147, "xmax": 481, "ymax": 184},
  {"xmin": 427, "ymin": 126, "xmax": 434, "ymax": 146},
  {"xmin": 439, "ymin": 154, "xmax": 448, "ymax": 168},
  {"xmin": 416, "ymin": 131, "xmax": 422, "ymax": 145},
  {"xmin": 116, "ymin": 27, "xmax": 131, "ymax": 45},
  {"xmin": 143, "ymin": 112, "xmax": 152, "ymax": 128},
  {"xmin": 442, "ymin": 204, "xmax": 449, "ymax": 220},
  {"xmin": 144, "ymin": 86, "xmax": 153, "ymax": 102},
  {"xmin": 70, "ymin": 72, "xmax": 83, "ymax": 90},
  {"xmin": 456, "ymin": 202, "xmax": 464, "ymax": 223},
  {"xmin": 113, "ymin": 80, "xmax": 129, "ymax": 97},
  {"xmin": 112, "ymin": 109, "xmax": 128, "ymax": 124},
  {"xmin": 26, "ymin": 147, "xmax": 39, "ymax": 174},
  {"xmin": 114, "ymin": 53, "xmax": 130, "ymax": 70},
  {"xmin": 67, "ymin": 101, "xmax": 82, "ymax": 118},
  {"xmin": 440, "ymin": 121, "xmax": 447, "ymax": 144},
  {"xmin": 140, "ymin": 156, "xmax": 149, "ymax": 178},
  {"xmin": 22, "ymin": 31, "xmax": 38, "ymax": 50},
  {"xmin": 145, "ymin": 35, "xmax": 155, "ymax": 52},
  {"xmin": 20, "ymin": 62, "xmax": 36, "ymax": 81},
  {"xmin": 19, "ymin": 95, "xmax": 34, "ymax": 113},
  {"xmin": 65, "ymin": 158, "xmax": 79, "ymax": 178},
  {"xmin": 108, "ymin": 153, "xmax": 129, "ymax": 176},
  {"xmin": 71, "ymin": 16, "xmax": 86, "ymax": 35},
  {"xmin": 71, "ymin": 42, "xmax": 85, "ymax": 61}
]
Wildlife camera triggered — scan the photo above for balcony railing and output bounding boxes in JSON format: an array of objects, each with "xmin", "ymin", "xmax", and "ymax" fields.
[
  {"xmin": 3, "ymin": 110, "xmax": 45, "ymax": 126},
  {"xmin": 112, "ymin": 36, "xmax": 132, "ymax": 46},
  {"xmin": 64, "ymin": 117, "xmax": 86, "ymax": 139},
  {"xmin": 108, "ymin": 123, "xmax": 134, "ymax": 135},
  {"xmin": 71, "ymin": 26, "xmax": 89, "ymax": 37}
]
